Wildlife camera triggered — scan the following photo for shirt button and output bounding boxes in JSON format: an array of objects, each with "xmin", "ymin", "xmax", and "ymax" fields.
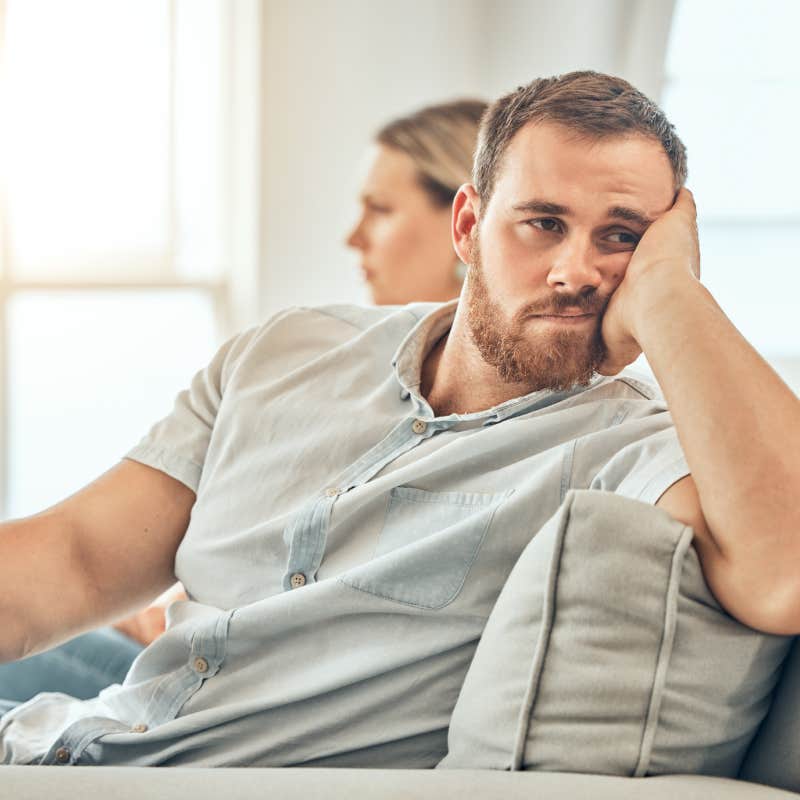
[
  {"xmin": 325, "ymin": 487, "xmax": 341, "ymax": 497},
  {"xmin": 55, "ymin": 746, "xmax": 71, "ymax": 764},
  {"xmin": 290, "ymin": 572, "xmax": 307, "ymax": 588},
  {"xmin": 411, "ymin": 419, "xmax": 427, "ymax": 434},
  {"xmin": 131, "ymin": 723, "xmax": 148, "ymax": 733},
  {"xmin": 193, "ymin": 657, "xmax": 209, "ymax": 674}
]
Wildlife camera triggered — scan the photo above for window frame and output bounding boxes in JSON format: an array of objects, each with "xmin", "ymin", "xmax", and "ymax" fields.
[{"xmin": 0, "ymin": 0, "xmax": 262, "ymax": 518}]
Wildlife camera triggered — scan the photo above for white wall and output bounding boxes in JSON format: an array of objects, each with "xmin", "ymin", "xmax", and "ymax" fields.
[{"xmin": 256, "ymin": 0, "xmax": 676, "ymax": 319}]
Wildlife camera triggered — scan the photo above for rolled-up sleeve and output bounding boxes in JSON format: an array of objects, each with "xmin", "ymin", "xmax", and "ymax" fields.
[{"xmin": 589, "ymin": 425, "xmax": 690, "ymax": 505}]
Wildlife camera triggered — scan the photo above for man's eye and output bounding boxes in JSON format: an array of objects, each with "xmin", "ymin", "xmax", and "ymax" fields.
[
  {"xmin": 529, "ymin": 218, "xmax": 562, "ymax": 233},
  {"xmin": 366, "ymin": 202, "xmax": 392, "ymax": 214},
  {"xmin": 606, "ymin": 231, "xmax": 639, "ymax": 245}
]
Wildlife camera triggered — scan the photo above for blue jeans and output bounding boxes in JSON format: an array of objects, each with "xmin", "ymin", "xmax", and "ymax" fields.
[
  {"xmin": 0, "ymin": 698, "xmax": 17, "ymax": 717},
  {"xmin": 0, "ymin": 627, "xmax": 142, "ymax": 705}
]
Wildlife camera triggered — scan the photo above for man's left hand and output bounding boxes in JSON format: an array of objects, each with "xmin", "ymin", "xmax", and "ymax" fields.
[{"xmin": 598, "ymin": 188, "xmax": 701, "ymax": 375}]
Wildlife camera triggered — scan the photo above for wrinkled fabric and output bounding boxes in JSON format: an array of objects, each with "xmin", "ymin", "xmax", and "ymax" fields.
[{"xmin": 0, "ymin": 301, "xmax": 688, "ymax": 767}]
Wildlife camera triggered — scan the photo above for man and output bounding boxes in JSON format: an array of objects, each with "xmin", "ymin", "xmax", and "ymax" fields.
[{"xmin": 1, "ymin": 71, "xmax": 798, "ymax": 767}]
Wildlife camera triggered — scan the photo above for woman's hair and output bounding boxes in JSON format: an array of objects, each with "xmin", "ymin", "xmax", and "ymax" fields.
[{"xmin": 376, "ymin": 99, "xmax": 488, "ymax": 208}]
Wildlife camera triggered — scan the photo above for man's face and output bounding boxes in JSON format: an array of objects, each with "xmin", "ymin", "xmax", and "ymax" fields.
[{"xmin": 461, "ymin": 122, "xmax": 676, "ymax": 391}]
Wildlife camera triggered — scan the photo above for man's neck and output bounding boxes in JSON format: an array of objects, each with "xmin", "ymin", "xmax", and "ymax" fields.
[{"xmin": 420, "ymin": 304, "xmax": 541, "ymax": 417}]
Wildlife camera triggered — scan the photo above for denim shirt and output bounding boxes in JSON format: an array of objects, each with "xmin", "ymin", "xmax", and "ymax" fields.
[{"xmin": 0, "ymin": 300, "xmax": 688, "ymax": 767}]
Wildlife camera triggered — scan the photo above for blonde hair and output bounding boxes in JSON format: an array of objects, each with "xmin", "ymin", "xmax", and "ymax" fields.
[{"xmin": 376, "ymin": 99, "xmax": 487, "ymax": 208}]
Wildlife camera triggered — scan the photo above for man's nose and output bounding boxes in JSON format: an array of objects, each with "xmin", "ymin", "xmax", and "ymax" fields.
[{"xmin": 545, "ymin": 236, "xmax": 603, "ymax": 293}]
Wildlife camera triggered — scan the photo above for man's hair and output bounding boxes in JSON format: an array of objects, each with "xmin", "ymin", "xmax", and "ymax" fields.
[
  {"xmin": 377, "ymin": 99, "xmax": 488, "ymax": 208},
  {"xmin": 473, "ymin": 71, "xmax": 687, "ymax": 202}
]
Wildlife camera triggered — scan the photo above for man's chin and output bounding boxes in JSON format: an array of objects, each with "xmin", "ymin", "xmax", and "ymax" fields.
[
  {"xmin": 464, "ymin": 253, "xmax": 607, "ymax": 391},
  {"xmin": 510, "ymin": 334, "xmax": 606, "ymax": 391}
]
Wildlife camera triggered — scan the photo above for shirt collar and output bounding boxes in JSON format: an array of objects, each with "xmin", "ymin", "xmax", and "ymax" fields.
[{"xmin": 391, "ymin": 300, "xmax": 601, "ymax": 424}]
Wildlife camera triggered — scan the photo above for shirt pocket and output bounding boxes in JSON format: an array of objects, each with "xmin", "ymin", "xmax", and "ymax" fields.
[{"xmin": 338, "ymin": 486, "xmax": 511, "ymax": 610}]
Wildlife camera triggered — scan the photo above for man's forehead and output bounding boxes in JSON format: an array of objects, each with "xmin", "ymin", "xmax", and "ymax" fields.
[{"xmin": 493, "ymin": 121, "xmax": 675, "ymax": 217}]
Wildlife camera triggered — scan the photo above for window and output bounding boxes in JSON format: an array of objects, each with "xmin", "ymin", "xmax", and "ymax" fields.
[
  {"xmin": 660, "ymin": 0, "xmax": 800, "ymax": 391},
  {"xmin": 0, "ymin": 0, "xmax": 261, "ymax": 517}
]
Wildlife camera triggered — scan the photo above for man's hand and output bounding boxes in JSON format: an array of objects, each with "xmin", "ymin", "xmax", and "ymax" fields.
[{"xmin": 598, "ymin": 188, "xmax": 701, "ymax": 375}]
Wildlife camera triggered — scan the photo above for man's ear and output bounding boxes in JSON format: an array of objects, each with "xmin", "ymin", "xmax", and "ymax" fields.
[{"xmin": 452, "ymin": 184, "xmax": 481, "ymax": 264}]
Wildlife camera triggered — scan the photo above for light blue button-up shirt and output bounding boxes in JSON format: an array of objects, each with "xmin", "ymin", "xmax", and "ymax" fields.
[{"xmin": 0, "ymin": 301, "xmax": 688, "ymax": 767}]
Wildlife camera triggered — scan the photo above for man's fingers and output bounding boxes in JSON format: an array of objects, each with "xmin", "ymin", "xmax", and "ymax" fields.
[
  {"xmin": 670, "ymin": 188, "xmax": 701, "ymax": 279},
  {"xmin": 674, "ymin": 187, "xmax": 697, "ymax": 218}
]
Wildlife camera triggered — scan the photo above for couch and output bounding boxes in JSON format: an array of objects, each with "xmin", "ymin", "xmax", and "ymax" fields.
[
  {"xmin": 2, "ymin": 492, "xmax": 799, "ymax": 798},
  {"xmin": 0, "ymin": 762, "xmax": 797, "ymax": 799}
]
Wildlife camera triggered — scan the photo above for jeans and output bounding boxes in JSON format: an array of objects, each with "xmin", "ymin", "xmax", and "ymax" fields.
[{"xmin": 0, "ymin": 627, "xmax": 142, "ymax": 705}]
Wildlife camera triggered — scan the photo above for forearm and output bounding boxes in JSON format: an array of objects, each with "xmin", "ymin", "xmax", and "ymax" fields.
[
  {"xmin": 1, "ymin": 462, "xmax": 193, "ymax": 662},
  {"xmin": 0, "ymin": 510, "xmax": 108, "ymax": 662},
  {"xmin": 637, "ymin": 275, "xmax": 800, "ymax": 575}
]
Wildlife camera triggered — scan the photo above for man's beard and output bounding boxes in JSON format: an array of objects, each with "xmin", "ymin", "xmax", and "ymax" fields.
[{"xmin": 465, "ymin": 237, "xmax": 609, "ymax": 392}]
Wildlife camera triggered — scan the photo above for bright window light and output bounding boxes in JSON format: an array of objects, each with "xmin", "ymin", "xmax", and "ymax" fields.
[
  {"xmin": 7, "ymin": 290, "xmax": 217, "ymax": 518},
  {"xmin": 4, "ymin": 0, "xmax": 172, "ymax": 279},
  {"xmin": 634, "ymin": 0, "xmax": 800, "ymax": 392},
  {"xmin": 0, "ymin": 0, "xmax": 251, "ymax": 518}
]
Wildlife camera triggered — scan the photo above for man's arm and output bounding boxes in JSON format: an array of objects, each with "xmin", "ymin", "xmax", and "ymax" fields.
[
  {"xmin": 0, "ymin": 459, "xmax": 195, "ymax": 662},
  {"xmin": 601, "ymin": 189, "xmax": 800, "ymax": 634}
]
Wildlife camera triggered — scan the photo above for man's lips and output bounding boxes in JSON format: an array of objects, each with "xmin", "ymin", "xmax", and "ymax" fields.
[{"xmin": 529, "ymin": 311, "xmax": 598, "ymax": 324}]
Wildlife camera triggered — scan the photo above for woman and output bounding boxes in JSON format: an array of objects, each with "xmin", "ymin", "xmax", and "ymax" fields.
[
  {"xmin": 0, "ymin": 98, "xmax": 487, "ymax": 703},
  {"xmin": 347, "ymin": 99, "xmax": 487, "ymax": 305}
]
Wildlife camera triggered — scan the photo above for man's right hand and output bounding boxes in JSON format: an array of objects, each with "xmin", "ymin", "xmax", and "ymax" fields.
[{"xmin": 598, "ymin": 188, "xmax": 702, "ymax": 376}]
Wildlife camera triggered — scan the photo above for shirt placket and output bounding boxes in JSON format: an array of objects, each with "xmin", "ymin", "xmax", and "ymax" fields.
[
  {"xmin": 281, "ymin": 412, "xmax": 452, "ymax": 591},
  {"xmin": 40, "ymin": 611, "xmax": 232, "ymax": 765}
]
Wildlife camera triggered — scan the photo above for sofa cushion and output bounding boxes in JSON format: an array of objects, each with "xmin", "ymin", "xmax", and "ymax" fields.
[
  {"xmin": 740, "ymin": 636, "xmax": 800, "ymax": 792},
  {"xmin": 438, "ymin": 490, "xmax": 792, "ymax": 777}
]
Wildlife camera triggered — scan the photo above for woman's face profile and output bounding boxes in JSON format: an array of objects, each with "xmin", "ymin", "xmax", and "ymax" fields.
[{"xmin": 346, "ymin": 144, "xmax": 462, "ymax": 305}]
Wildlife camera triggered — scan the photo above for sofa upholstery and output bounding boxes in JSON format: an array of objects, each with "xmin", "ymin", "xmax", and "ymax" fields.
[
  {"xmin": 741, "ymin": 637, "xmax": 800, "ymax": 792},
  {"xmin": 0, "ymin": 766, "xmax": 798, "ymax": 799}
]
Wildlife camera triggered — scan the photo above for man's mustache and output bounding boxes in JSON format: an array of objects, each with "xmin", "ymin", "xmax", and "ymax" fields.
[{"xmin": 517, "ymin": 289, "xmax": 610, "ymax": 320}]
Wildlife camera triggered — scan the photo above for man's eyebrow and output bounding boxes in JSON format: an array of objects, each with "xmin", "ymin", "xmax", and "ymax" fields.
[
  {"xmin": 608, "ymin": 205, "xmax": 655, "ymax": 228},
  {"xmin": 512, "ymin": 199, "xmax": 570, "ymax": 215},
  {"xmin": 512, "ymin": 199, "xmax": 655, "ymax": 229}
]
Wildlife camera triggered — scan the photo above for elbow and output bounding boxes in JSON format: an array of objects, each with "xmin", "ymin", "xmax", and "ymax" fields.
[
  {"xmin": 711, "ymin": 565, "xmax": 800, "ymax": 636},
  {"xmin": 697, "ymin": 540, "xmax": 800, "ymax": 635},
  {"xmin": 747, "ymin": 582, "xmax": 800, "ymax": 636}
]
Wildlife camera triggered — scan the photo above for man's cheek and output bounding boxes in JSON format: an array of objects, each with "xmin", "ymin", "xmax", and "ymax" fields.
[{"xmin": 605, "ymin": 252, "xmax": 634, "ymax": 290}]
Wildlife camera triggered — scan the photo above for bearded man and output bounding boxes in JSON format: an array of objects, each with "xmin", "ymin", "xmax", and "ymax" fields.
[{"xmin": 1, "ymin": 71, "xmax": 798, "ymax": 769}]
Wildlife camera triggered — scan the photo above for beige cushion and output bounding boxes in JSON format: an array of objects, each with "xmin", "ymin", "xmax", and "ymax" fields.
[{"xmin": 439, "ymin": 490, "xmax": 792, "ymax": 777}]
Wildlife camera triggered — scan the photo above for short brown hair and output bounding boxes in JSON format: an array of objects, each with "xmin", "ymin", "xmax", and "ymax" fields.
[
  {"xmin": 377, "ymin": 99, "xmax": 488, "ymax": 208},
  {"xmin": 473, "ymin": 71, "xmax": 687, "ymax": 202}
]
